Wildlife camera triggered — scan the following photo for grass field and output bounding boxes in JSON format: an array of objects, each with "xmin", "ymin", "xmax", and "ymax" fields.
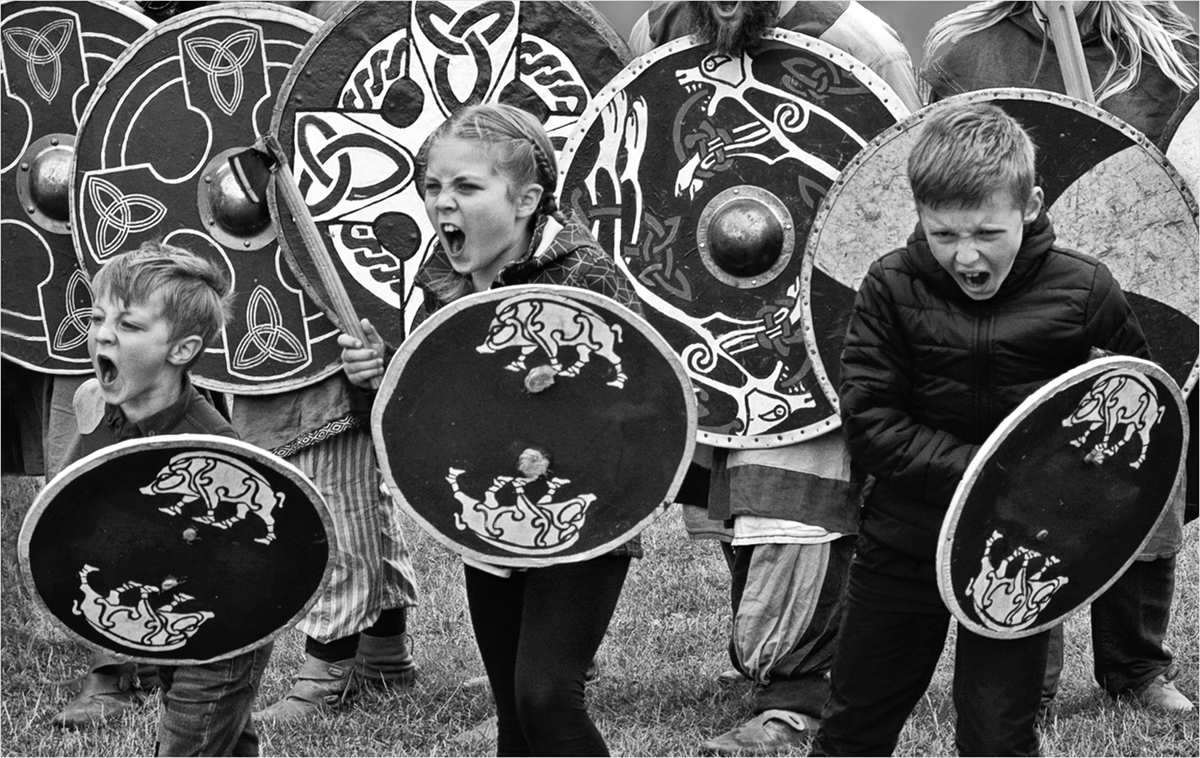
[{"xmin": 2, "ymin": 473, "xmax": 1196, "ymax": 756}]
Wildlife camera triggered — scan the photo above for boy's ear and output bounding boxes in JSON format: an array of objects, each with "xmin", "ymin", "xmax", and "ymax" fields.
[
  {"xmin": 1023, "ymin": 186, "xmax": 1044, "ymax": 223},
  {"xmin": 167, "ymin": 335, "xmax": 204, "ymax": 367},
  {"xmin": 514, "ymin": 183, "xmax": 544, "ymax": 220}
]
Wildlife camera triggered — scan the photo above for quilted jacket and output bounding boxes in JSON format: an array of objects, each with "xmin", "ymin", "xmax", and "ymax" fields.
[{"xmin": 840, "ymin": 211, "xmax": 1149, "ymax": 560}]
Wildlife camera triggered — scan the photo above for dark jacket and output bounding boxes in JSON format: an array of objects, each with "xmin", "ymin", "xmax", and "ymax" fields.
[
  {"xmin": 839, "ymin": 212, "xmax": 1149, "ymax": 560},
  {"xmin": 921, "ymin": 9, "xmax": 1197, "ymax": 143},
  {"xmin": 56, "ymin": 374, "xmax": 237, "ymax": 477}
]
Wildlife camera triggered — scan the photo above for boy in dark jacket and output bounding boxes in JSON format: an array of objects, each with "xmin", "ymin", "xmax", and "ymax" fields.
[
  {"xmin": 811, "ymin": 101, "xmax": 1149, "ymax": 756},
  {"xmin": 50, "ymin": 242, "xmax": 272, "ymax": 756}
]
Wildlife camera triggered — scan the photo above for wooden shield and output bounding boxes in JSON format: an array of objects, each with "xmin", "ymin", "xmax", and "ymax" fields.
[
  {"xmin": 1160, "ymin": 87, "xmax": 1198, "ymax": 200},
  {"xmin": 937, "ymin": 357, "xmax": 1187, "ymax": 639},
  {"xmin": 373, "ymin": 284, "xmax": 697, "ymax": 568},
  {"xmin": 558, "ymin": 31, "xmax": 909, "ymax": 448},
  {"xmin": 269, "ymin": 1, "xmax": 631, "ymax": 347},
  {"xmin": 1, "ymin": 1, "xmax": 152, "ymax": 374},
  {"xmin": 18, "ymin": 434, "xmax": 335, "ymax": 664},
  {"xmin": 70, "ymin": 3, "xmax": 343, "ymax": 394},
  {"xmin": 807, "ymin": 89, "xmax": 1200, "ymax": 399}
]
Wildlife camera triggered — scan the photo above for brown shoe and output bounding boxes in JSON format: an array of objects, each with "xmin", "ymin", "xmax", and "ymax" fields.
[
  {"xmin": 253, "ymin": 656, "xmax": 357, "ymax": 723},
  {"xmin": 355, "ymin": 634, "xmax": 417, "ymax": 688},
  {"xmin": 699, "ymin": 710, "xmax": 819, "ymax": 756},
  {"xmin": 51, "ymin": 665, "xmax": 143, "ymax": 729}
]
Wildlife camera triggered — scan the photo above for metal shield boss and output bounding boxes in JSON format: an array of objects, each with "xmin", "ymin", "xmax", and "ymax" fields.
[
  {"xmin": 269, "ymin": 1, "xmax": 631, "ymax": 348},
  {"xmin": 558, "ymin": 30, "xmax": 910, "ymax": 448},
  {"xmin": 19, "ymin": 434, "xmax": 336, "ymax": 664},
  {"xmin": 1, "ymin": 1, "xmax": 153, "ymax": 373},
  {"xmin": 70, "ymin": 3, "xmax": 343, "ymax": 393},
  {"xmin": 807, "ymin": 89, "xmax": 1199, "ymax": 398},
  {"xmin": 937, "ymin": 357, "xmax": 1188, "ymax": 639},
  {"xmin": 373, "ymin": 284, "xmax": 697, "ymax": 568}
]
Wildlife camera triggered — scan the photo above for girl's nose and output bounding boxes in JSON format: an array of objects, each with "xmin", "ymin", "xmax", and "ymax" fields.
[{"xmin": 436, "ymin": 191, "xmax": 455, "ymax": 211}]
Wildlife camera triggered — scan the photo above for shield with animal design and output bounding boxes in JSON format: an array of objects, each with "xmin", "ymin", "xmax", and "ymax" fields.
[
  {"xmin": 937, "ymin": 357, "xmax": 1187, "ymax": 639},
  {"xmin": 268, "ymin": 0, "xmax": 631, "ymax": 348},
  {"xmin": 18, "ymin": 434, "xmax": 335, "ymax": 664},
  {"xmin": 373, "ymin": 284, "xmax": 696, "ymax": 567},
  {"xmin": 70, "ymin": 3, "xmax": 344, "ymax": 393},
  {"xmin": 806, "ymin": 89, "xmax": 1200, "ymax": 402},
  {"xmin": 1, "ymin": 0, "xmax": 153, "ymax": 374},
  {"xmin": 557, "ymin": 30, "xmax": 910, "ymax": 448}
]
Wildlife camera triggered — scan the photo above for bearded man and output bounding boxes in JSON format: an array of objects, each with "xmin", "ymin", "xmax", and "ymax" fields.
[{"xmin": 629, "ymin": 2, "xmax": 920, "ymax": 755}]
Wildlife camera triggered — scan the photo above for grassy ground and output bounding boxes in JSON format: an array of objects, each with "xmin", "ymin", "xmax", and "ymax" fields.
[{"xmin": 2, "ymin": 473, "xmax": 1197, "ymax": 756}]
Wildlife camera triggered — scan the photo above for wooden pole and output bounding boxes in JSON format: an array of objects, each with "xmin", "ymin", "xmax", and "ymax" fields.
[{"xmin": 1043, "ymin": 0, "xmax": 1096, "ymax": 103}]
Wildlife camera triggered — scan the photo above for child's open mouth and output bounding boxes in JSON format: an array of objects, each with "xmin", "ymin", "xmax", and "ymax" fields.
[
  {"xmin": 96, "ymin": 355, "xmax": 119, "ymax": 386},
  {"xmin": 441, "ymin": 223, "xmax": 465, "ymax": 257},
  {"xmin": 961, "ymin": 271, "xmax": 990, "ymax": 289}
]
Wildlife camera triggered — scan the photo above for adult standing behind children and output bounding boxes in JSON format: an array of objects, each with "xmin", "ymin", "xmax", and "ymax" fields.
[
  {"xmin": 57, "ymin": 242, "xmax": 272, "ymax": 755},
  {"xmin": 629, "ymin": 2, "xmax": 919, "ymax": 754},
  {"xmin": 340, "ymin": 103, "xmax": 639, "ymax": 757},
  {"xmin": 812, "ymin": 101, "xmax": 1150, "ymax": 756},
  {"xmin": 921, "ymin": 0, "xmax": 1198, "ymax": 716}
]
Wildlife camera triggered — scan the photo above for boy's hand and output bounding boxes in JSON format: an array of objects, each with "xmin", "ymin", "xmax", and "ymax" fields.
[{"xmin": 339, "ymin": 319, "xmax": 386, "ymax": 388}]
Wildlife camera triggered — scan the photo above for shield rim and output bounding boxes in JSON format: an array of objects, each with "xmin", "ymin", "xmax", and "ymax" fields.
[
  {"xmin": 935, "ymin": 356, "xmax": 1188, "ymax": 640},
  {"xmin": 0, "ymin": 0, "xmax": 155, "ymax": 376},
  {"xmin": 17, "ymin": 433, "xmax": 338, "ymax": 665},
  {"xmin": 1158, "ymin": 85, "xmax": 1197, "ymax": 154},
  {"xmin": 371, "ymin": 283, "xmax": 698, "ymax": 568},
  {"xmin": 805, "ymin": 87, "xmax": 1200, "ymax": 400},
  {"xmin": 66, "ymin": 2, "xmax": 345, "ymax": 395},
  {"xmin": 267, "ymin": 0, "xmax": 633, "ymax": 339},
  {"xmin": 556, "ymin": 28, "xmax": 910, "ymax": 449}
]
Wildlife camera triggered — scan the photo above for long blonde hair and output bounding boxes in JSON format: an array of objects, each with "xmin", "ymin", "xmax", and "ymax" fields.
[{"xmin": 924, "ymin": 1, "xmax": 1198, "ymax": 103}]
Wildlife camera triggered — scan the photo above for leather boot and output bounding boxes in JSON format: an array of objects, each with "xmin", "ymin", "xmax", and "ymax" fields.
[
  {"xmin": 355, "ymin": 634, "xmax": 417, "ymax": 688},
  {"xmin": 51, "ymin": 661, "xmax": 142, "ymax": 728},
  {"xmin": 252, "ymin": 655, "xmax": 357, "ymax": 723}
]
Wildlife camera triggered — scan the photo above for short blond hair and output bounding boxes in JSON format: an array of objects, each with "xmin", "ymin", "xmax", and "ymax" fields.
[
  {"xmin": 91, "ymin": 241, "xmax": 232, "ymax": 353},
  {"xmin": 908, "ymin": 101, "xmax": 1037, "ymax": 210}
]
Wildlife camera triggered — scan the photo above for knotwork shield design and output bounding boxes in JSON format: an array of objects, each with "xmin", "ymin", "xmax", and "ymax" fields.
[
  {"xmin": 19, "ymin": 434, "xmax": 336, "ymax": 664},
  {"xmin": 807, "ymin": 89, "xmax": 1200, "ymax": 401},
  {"xmin": 269, "ymin": 0, "xmax": 631, "ymax": 348},
  {"xmin": 937, "ymin": 357, "xmax": 1187, "ymax": 639},
  {"xmin": 70, "ymin": 3, "xmax": 343, "ymax": 393},
  {"xmin": 373, "ymin": 284, "xmax": 697, "ymax": 568},
  {"xmin": 558, "ymin": 30, "xmax": 910, "ymax": 447},
  {"xmin": 1, "ymin": 1, "xmax": 152, "ymax": 373}
]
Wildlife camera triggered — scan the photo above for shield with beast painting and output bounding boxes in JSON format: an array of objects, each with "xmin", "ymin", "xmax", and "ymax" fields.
[
  {"xmin": 373, "ymin": 284, "xmax": 696, "ymax": 568},
  {"xmin": 937, "ymin": 357, "xmax": 1187, "ymax": 639},
  {"xmin": 557, "ymin": 30, "xmax": 910, "ymax": 448},
  {"xmin": 806, "ymin": 89, "xmax": 1199, "ymax": 404},
  {"xmin": 268, "ymin": 0, "xmax": 631, "ymax": 349},
  {"xmin": 19, "ymin": 434, "xmax": 335, "ymax": 664},
  {"xmin": 1, "ymin": 0, "xmax": 152, "ymax": 374},
  {"xmin": 70, "ymin": 3, "xmax": 344, "ymax": 394}
]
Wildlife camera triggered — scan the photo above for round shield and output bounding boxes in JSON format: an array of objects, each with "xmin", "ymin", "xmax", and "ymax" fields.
[
  {"xmin": 1160, "ymin": 86, "xmax": 1197, "ymax": 199},
  {"xmin": 937, "ymin": 356, "xmax": 1188, "ymax": 639},
  {"xmin": 806, "ymin": 89, "xmax": 1200, "ymax": 400},
  {"xmin": 1, "ymin": 0, "xmax": 152, "ymax": 374},
  {"xmin": 70, "ymin": 3, "xmax": 343, "ymax": 394},
  {"xmin": 18, "ymin": 434, "xmax": 335, "ymax": 664},
  {"xmin": 558, "ymin": 30, "xmax": 909, "ymax": 448},
  {"xmin": 269, "ymin": 0, "xmax": 631, "ymax": 347},
  {"xmin": 373, "ymin": 284, "xmax": 697, "ymax": 568}
]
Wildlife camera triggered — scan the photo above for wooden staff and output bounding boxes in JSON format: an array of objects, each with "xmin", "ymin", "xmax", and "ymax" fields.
[
  {"xmin": 1043, "ymin": 0, "xmax": 1096, "ymax": 103},
  {"xmin": 228, "ymin": 136, "xmax": 381, "ymax": 390}
]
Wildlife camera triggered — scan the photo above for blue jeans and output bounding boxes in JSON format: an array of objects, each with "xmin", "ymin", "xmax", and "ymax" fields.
[{"xmin": 155, "ymin": 643, "xmax": 272, "ymax": 757}]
